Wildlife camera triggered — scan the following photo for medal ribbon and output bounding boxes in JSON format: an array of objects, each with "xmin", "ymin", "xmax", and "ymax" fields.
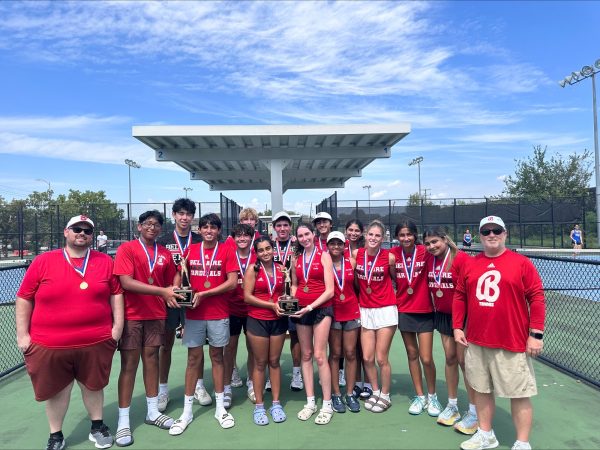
[
  {"xmin": 433, "ymin": 249, "xmax": 450, "ymax": 289},
  {"xmin": 276, "ymin": 240, "xmax": 291, "ymax": 264},
  {"xmin": 364, "ymin": 249, "xmax": 380, "ymax": 287},
  {"xmin": 236, "ymin": 251, "xmax": 249, "ymax": 278},
  {"xmin": 302, "ymin": 247, "xmax": 317, "ymax": 284},
  {"xmin": 401, "ymin": 246, "xmax": 416, "ymax": 287},
  {"xmin": 63, "ymin": 248, "xmax": 90, "ymax": 279},
  {"xmin": 173, "ymin": 231, "xmax": 192, "ymax": 257},
  {"xmin": 138, "ymin": 238, "xmax": 158, "ymax": 276},
  {"xmin": 260, "ymin": 262, "xmax": 277, "ymax": 297},
  {"xmin": 200, "ymin": 241, "xmax": 219, "ymax": 284},
  {"xmin": 333, "ymin": 258, "xmax": 345, "ymax": 291}
]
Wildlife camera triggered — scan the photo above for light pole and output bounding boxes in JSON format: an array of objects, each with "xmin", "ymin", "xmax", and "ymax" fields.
[
  {"xmin": 560, "ymin": 58, "xmax": 600, "ymax": 244},
  {"xmin": 36, "ymin": 178, "xmax": 52, "ymax": 198},
  {"xmin": 125, "ymin": 159, "xmax": 141, "ymax": 239},
  {"xmin": 409, "ymin": 156, "xmax": 424, "ymax": 200},
  {"xmin": 183, "ymin": 187, "xmax": 193, "ymax": 198},
  {"xmin": 363, "ymin": 184, "xmax": 372, "ymax": 220}
]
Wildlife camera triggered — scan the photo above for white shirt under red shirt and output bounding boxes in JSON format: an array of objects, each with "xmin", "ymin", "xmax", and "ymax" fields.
[
  {"xmin": 113, "ymin": 239, "xmax": 176, "ymax": 321},
  {"xmin": 186, "ymin": 242, "xmax": 238, "ymax": 320},
  {"xmin": 426, "ymin": 250, "xmax": 470, "ymax": 315},
  {"xmin": 18, "ymin": 249, "xmax": 122, "ymax": 348},
  {"xmin": 391, "ymin": 244, "xmax": 432, "ymax": 313},
  {"xmin": 452, "ymin": 249, "xmax": 545, "ymax": 353}
]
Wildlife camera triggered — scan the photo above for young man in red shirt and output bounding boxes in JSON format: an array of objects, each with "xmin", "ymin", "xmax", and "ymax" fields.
[
  {"xmin": 113, "ymin": 210, "xmax": 182, "ymax": 446},
  {"xmin": 169, "ymin": 213, "xmax": 238, "ymax": 435},
  {"xmin": 16, "ymin": 215, "xmax": 124, "ymax": 450},
  {"xmin": 453, "ymin": 216, "xmax": 545, "ymax": 450}
]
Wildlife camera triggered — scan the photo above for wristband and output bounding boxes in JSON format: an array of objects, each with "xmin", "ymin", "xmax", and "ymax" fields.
[
  {"xmin": 307, "ymin": 304, "xmax": 314, "ymax": 312},
  {"xmin": 529, "ymin": 331, "xmax": 543, "ymax": 340}
]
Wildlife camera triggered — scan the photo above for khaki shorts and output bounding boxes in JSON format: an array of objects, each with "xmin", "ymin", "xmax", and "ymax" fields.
[{"xmin": 465, "ymin": 343, "xmax": 537, "ymax": 398}]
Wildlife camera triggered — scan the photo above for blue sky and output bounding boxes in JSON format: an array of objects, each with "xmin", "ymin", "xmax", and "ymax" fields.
[{"xmin": 0, "ymin": 1, "xmax": 599, "ymax": 215}]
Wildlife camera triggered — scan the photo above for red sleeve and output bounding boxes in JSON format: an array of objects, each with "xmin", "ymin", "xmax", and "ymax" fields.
[
  {"xmin": 523, "ymin": 258, "xmax": 545, "ymax": 330},
  {"xmin": 223, "ymin": 245, "xmax": 238, "ymax": 274},
  {"xmin": 113, "ymin": 242, "xmax": 134, "ymax": 276},
  {"xmin": 109, "ymin": 274, "xmax": 123, "ymax": 295},
  {"xmin": 452, "ymin": 260, "xmax": 468, "ymax": 330},
  {"xmin": 16, "ymin": 256, "xmax": 43, "ymax": 301}
]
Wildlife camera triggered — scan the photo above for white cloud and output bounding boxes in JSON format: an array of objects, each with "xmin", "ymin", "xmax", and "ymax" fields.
[{"xmin": 371, "ymin": 190, "xmax": 388, "ymax": 199}]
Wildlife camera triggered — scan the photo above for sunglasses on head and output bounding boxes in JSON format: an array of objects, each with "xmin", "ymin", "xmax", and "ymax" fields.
[
  {"xmin": 480, "ymin": 228, "xmax": 504, "ymax": 236},
  {"xmin": 70, "ymin": 226, "xmax": 93, "ymax": 235}
]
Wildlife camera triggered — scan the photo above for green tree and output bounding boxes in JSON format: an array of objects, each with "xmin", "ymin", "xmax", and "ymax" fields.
[
  {"xmin": 407, "ymin": 192, "xmax": 434, "ymax": 207},
  {"xmin": 503, "ymin": 145, "xmax": 592, "ymax": 200}
]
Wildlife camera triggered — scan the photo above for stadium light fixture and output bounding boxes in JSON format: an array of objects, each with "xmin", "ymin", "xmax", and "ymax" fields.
[{"xmin": 408, "ymin": 156, "xmax": 424, "ymax": 199}]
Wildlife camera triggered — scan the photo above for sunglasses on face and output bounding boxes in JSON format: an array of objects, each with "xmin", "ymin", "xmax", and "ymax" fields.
[
  {"xmin": 70, "ymin": 227, "xmax": 93, "ymax": 235},
  {"xmin": 480, "ymin": 228, "xmax": 504, "ymax": 236}
]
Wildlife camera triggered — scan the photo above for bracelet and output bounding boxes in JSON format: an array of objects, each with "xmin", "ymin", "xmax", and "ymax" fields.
[{"xmin": 306, "ymin": 304, "xmax": 314, "ymax": 312}]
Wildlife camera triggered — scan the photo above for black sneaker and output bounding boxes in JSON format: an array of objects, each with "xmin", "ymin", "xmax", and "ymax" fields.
[
  {"xmin": 345, "ymin": 394, "xmax": 361, "ymax": 413},
  {"xmin": 332, "ymin": 394, "xmax": 346, "ymax": 413},
  {"xmin": 352, "ymin": 385, "xmax": 362, "ymax": 399},
  {"xmin": 360, "ymin": 386, "xmax": 373, "ymax": 399},
  {"xmin": 46, "ymin": 436, "xmax": 65, "ymax": 450}
]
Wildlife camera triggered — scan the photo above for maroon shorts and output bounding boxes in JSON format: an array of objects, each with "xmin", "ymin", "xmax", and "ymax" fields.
[
  {"xmin": 119, "ymin": 319, "xmax": 165, "ymax": 350},
  {"xmin": 24, "ymin": 338, "xmax": 117, "ymax": 402}
]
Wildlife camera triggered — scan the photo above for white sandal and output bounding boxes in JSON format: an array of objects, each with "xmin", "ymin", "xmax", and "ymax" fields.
[
  {"xmin": 314, "ymin": 407, "xmax": 334, "ymax": 425},
  {"xmin": 215, "ymin": 411, "xmax": 235, "ymax": 429},
  {"xmin": 297, "ymin": 404, "xmax": 318, "ymax": 421},
  {"xmin": 169, "ymin": 416, "xmax": 193, "ymax": 436}
]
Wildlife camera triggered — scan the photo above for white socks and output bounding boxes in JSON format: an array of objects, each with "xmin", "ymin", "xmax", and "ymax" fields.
[
  {"xmin": 117, "ymin": 406, "xmax": 130, "ymax": 431},
  {"xmin": 306, "ymin": 396, "xmax": 316, "ymax": 408},
  {"xmin": 448, "ymin": 397, "xmax": 458, "ymax": 406},
  {"xmin": 159, "ymin": 383, "xmax": 168, "ymax": 396},
  {"xmin": 183, "ymin": 395, "xmax": 194, "ymax": 419},
  {"xmin": 146, "ymin": 396, "xmax": 159, "ymax": 421}
]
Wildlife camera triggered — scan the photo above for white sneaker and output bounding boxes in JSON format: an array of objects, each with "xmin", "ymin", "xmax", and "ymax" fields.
[
  {"xmin": 454, "ymin": 411, "xmax": 478, "ymax": 435},
  {"xmin": 231, "ymin": 368, "xmax": 243, "ymax": 388},
  {"xmin": 437, "ymin": 403, "xmax": 461, "ymax": 426},
  {"xmin": 427, "ymin": 394, "xmax": 443, "ymax": 417},
  {"xmin": 511, "ymin": 442, "xmax": 532, "ymax": 450},
  {"xmin": 408, "ymin": 396, "xmax": 428, "ymax": 415},
  {"xmin": 460, "ymin": 430, "xmax": 499, "ymax": 450},
  {"xmin": 338, "ymin": 369, "xmax": 346, "ymax": 387},
  {"xmin": 157, "ymin": 392, "xmax": 169, "ymax": 412},
  {"xmin": 265, "ymin": 379, "xmax": 272, "ymax": 392},
  {"xmin": 290, "ymin": 372, "xmax": 304, "ymax": 391},
  {"xmin": 194, "ymin": 386, "xmax": 213, "ymax": 406}
]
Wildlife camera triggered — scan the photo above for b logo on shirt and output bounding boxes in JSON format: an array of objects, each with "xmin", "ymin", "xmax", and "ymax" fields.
[{"xmin": 476, "ymin": 270, "xmax": 501, "ymax": 306}]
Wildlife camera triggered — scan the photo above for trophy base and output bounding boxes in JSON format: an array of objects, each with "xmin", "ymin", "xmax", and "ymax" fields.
[
  {"xmin": 174, "ymin": 288, "xmax": 194, "ymax": 307},
  {"xmin": 278, "ymin": 295, "xmax": 300, "ymax": 316}
]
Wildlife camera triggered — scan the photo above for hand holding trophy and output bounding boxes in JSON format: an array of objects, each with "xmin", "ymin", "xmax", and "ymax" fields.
[
  {"xmin": 174, "ymin": 254, "xmax": 194, "ymax": 307},
  {"xmin": 277, "ymin": 265, "xmax": 299, "ymax": 316}
]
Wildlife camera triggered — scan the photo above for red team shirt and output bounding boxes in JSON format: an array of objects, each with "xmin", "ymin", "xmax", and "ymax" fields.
[
  {"xmin": 18, "ymin": 249, "xmax": 122, "ymax": 348},
  {"xmin": 331, "ymin": 257, "xmax": 360, "ymax": 322},
  {"xmin": 391, "ymin": 244, "xmax": 432, "ymax": 313},
  {"xmin": 355, "ymin": 248, "xmax": 396, "ymax": 309},
  {"xmin": 294, "ymin": 248, "xmax": 331, "ymax": 308},
  {"xmin": 186, "ymin": 242, "xmax": 238, "ymax": 320},
  {"xmin": 230, "ymin": 252, "xmax": 257, "ymax": 317},
  {"xmin": 114, "ymin": 240, "xmax": 176, "ymax": 321},
  {"xmin": 248, "ymin": 263, "xmax": 285, "ymax": 321},
  {"xmin": 223, "ymin": 230, "xmax": 262, "ymax": 254},
  {"xmin": 426, "ymin": 250, "xmax": 470, "ymax": 314},
  {"xmin": 452, "ymin": 249, "xmax": 546, "ymax": 353}
]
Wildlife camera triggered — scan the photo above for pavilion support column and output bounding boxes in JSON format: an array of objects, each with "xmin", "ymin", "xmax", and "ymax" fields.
[{"xmin": 270, "ymin": 159, "xmax": 284, "ymax": 214}]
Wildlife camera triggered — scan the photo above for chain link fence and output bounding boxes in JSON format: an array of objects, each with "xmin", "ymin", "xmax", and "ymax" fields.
[{"xmin": 0, "ymin": 264, "xmax": 28, "ymax": 377}]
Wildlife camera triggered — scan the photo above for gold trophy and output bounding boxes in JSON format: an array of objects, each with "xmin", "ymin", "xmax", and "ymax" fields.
[
  {"xmin": 174, "ymin": 255, "xmax": 194, "ymax": 307},
  {"xmin": 278, "ymin": 265, "xmax": 299, "ymax": 316}
]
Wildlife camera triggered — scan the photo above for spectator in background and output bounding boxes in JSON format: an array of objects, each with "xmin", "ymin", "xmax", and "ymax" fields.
[
  {"xmin": 570, "ymin": 224, "xmax": 583, "ymax": 256},
  {"xmin": 97, "ymin": 230, "xmax": 108, "ymax": 253}
]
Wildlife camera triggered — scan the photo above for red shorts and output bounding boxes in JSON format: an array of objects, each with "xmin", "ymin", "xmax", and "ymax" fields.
[
  {"xmin": 24, "ymin": 338, "xmax": 117, "ymax": 401},
  {"xmin": 119, "ymin": 319, "xmax": 165, "ymax": 350}
]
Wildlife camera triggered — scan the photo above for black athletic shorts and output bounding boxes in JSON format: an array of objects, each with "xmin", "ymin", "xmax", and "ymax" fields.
[
  {"xmin": 229, "ymin": 315, "xmax": 247, "ymax": 336},
  {"xmin": 246, "ymin": 317, "xmax": 288, "ymax": 337}
]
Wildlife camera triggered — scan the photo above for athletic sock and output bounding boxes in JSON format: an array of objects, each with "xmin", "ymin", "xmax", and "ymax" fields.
[
  {"xmin": 159, "ymin": 383, "xmax": 169, "ymax": 395},
  {"xmin": 306, "ymin": 396, "xmax": 316, "ymax": 408},
  {"xmin": 354, "ymin": 381, "xmax": 363, "ymax": 389},
  {"xmin": 373, "ymin": 389, "xmax": 381, "ymax": 397},
  {"xmin": 469, "ymin": 403, "xmax": 477, "ymax": 417},
  {"xmin": 514, "ymin": 440, "xmax": 530, "ymax": 448},
  {"xmin": 255, "ymin": 402, "xmax": 264, "ymax": 409},
  {"xmin": 448, "ymin": 398, "xmax": 458, "ymax": 406},
  {"xmin": 479, "ymin": 428, "xmax": 494, "ymax": 438},
  {"xmin": 322, "ymin": 399, "xmax": 333, "ymax": 410},
  {"xmin": 183, "ymin": 395, "xmax": 194, "ymax": 419},
  {"xmin": 196, "ymin": 379, "xmax": 205, "ymax": 390},
  {"xmin": 272, "ymin": 400, "xmax": 280, "ymax": 406},
  {"xmin": 379, "ymin": 392, "xmax": 390, "ymax": 401},
  {"xmin": 146, "ymin": 396, "xmax": 159, "ymax": 421},
  {"xmin": 215, "ymin": 392, "xmax": 224, "ymax": 410},
  {"xmin": 117, "ymin": 407, "xmax": 130, "ymax": 431},
  {"xmin": 293, "ymin": 366, "xmax": 301, "ymax": 376},
  {"xmin": 91, "ymin": 419, "xmax": 104, "ymax": 431}
]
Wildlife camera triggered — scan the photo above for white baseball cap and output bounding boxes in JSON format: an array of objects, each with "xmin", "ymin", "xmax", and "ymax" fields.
[
  {"xmin": 479, "ymin": 215, "xmax": 505, "ymax": 231},
  {"xmin": 326, "ymin": 231, "xmax": 346, "ymax": 243},
  {"xmin": 272, "ymin": 211, "xmax": 291, "ymax": 223},
  {"xmin": 313, "ymin": 212, "xmax": 333, "ymax": 223},
  {"xmin": 65, "ymin": 215, "xmax": 95, "ymax": 229}
]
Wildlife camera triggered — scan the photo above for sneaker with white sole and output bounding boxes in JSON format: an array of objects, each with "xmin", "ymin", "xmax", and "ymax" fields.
[
  {"xmin": 408, "ymin": 396, "xmax": 428, "ymax": 415},
  {"xmin": 427, "ymin": 395, "xmax": 443, "ymax": 417},
  {"xmin": 454, "ymin": 411, "xmax": 478, "ymax": 435},
  {"xmin": 290, "ymin": 372, "xmax": 304, "ymax": 391},
  {"xmin": 231, "ymin": 368, "xmax": 243, "ymax": 388},
  {"xmin": 460, "ymin": 429, "xmax": 499, "ymax": 450},
  {"xmin": 157, "ymin": 392, "xmax": 169, "ymax": 412},
  {"xmin": 265, "ymin": 379, "xmax": 272, "ymax": 391},
  {"xmin": 88, "ymin": 424, "xmax": 113, "ymax": 449},
  {"xmin": 511, "ymin": 441, "xmax": 532, "ymax": 450},
  {"xmin": 194, "ymin": 386, "xmax": 213, "ymax": 406},
  {"xmin": 46, "ymin": 436, "xmax": 66, "ymax": 450},
  {"xmin": 338, "ymin": 369, "xmax": 346, "ymax": 387},
  {"xmin": 437, "ymin": 403, "xmax": 461, "ymax": 426}
]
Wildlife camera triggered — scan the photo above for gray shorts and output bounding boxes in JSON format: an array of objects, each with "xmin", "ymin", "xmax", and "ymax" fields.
[
  {"xmin": 331, "ymin": 318, "xmax": 361, "ymax": 331},
  {"xmin": 183, "ymin": 318, "xmax": 230, "ymax": 348}
]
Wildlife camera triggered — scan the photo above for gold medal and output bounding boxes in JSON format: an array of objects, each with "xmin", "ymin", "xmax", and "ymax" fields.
[
  {"xmin": 366, "ymin": 287, "xmax": 372, "ymax": 294},
  {"xmin": 204, "ymin": 281, "xmax": 211, "ymax": 288},
  {"xmin": 148, "ymin": 277, "xmax": 154, "ymax": 285},
  {"xmin": 407, "ymin": 287, "xmax": 414, "ymax": 295},
  {"xmin": 339, "ymin": 293, "xmax": 346, "ymax": 301},
  {"xmin": 80, "ymin": 281, "xmax": 88, "ymax": 290},
  {"xmin": 303, "ymin": 285, "xmax": 309, "ymax": 293},
  {"xmin": 436, "ymin": 289, "xmax": 443, "ymax": 298}
]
